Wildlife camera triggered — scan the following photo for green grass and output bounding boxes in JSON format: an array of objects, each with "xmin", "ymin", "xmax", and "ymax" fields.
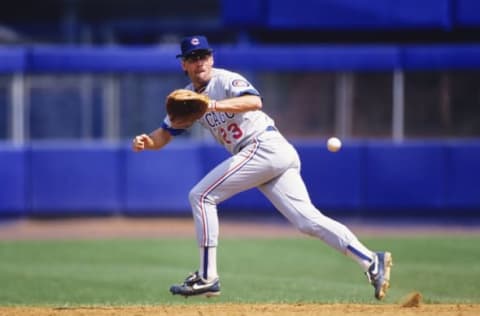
[{"xmin": 0, "ymin": 236, "xmax": 479, "ymax": 306}]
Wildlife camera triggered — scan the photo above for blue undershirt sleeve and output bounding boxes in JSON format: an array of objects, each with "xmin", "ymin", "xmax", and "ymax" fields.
[{"xmin": 161, "ymin": 121, "xmax": 186, "ymax": 136}]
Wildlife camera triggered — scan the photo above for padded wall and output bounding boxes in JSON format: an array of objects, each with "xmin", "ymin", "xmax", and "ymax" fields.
[
  {"xmin": 296, "ymin": 141, "xmax": 364, "ymax": 211},
  {"xmin": 29, "ymin": 143, "xmax": 121, "ymax": 216},
  {"xmin": 364, "ymin": 142, "xmax": 447, "ymax": 213},
  {"xmin": 445, "ymin": 141, "xmax": 480, "ymax": 211},
  {"xmin": 1, "ymin": 141, "xmax": 479, "ymax": 217},
  {"xmin": 0, "ymin": 144, "xmax": 27, "ymax": 216},
  {"xmin": 124, "ymin": 142, "xmax": 204, "ymax": 215}
]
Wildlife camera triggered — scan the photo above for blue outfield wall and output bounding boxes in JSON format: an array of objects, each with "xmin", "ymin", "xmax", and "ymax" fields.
[
  {"xmin": 445, "ymin": 141, "xmax": 480, "ymax": 210},
  {"xmin": 364, "ymin": 142, "xmax": 448, "ymax": 212},
  {"xmin": 28, "ymin": 143, "xmax": 123, "ymax": 216},
  {"xmin": 0, "ymin": 144, "xmax": 27, "ymax": 216},
  {"xmin": 124, "ymin": 142, "xmax": 204, "ymax": 215},
  {"xmin": 0, "ymin": 140, "xmax": 479, "ymax": 218}
]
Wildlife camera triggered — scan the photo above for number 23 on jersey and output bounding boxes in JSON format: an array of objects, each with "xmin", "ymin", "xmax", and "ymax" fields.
[{"xmin": 219, "ymin": 123, "xmax": 243, "ymax": 144}]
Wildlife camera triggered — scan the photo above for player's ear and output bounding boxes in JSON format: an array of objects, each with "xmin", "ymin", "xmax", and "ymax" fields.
[{"xmin": 181, "ymin": 60, "xmax": 187, "ymax": 71}]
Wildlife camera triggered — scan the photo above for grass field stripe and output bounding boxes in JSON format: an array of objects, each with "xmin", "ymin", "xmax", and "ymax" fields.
[
  {"xmin": 1, "ymin": 236, "xmax": 480, "ymax": 304},
  {"xmin": 199, "ymin": 140, "xmax": 259, "ymax": 246}
]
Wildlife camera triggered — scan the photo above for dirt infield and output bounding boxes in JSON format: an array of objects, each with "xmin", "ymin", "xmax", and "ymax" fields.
[
  {"xmin": 1, "ymin": 216, "xmax": 479, "ymax": 240},
  {"xmin": 1, "ymin": 303, "xmax": 480, "ymax": 316},
  {"xmin": 0, "ymin": 216, "xmax": 300, "ymax": 240}
]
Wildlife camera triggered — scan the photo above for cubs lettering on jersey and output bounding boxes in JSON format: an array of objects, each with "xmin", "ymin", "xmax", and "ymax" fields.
[
  {"xmin": 196, "ymin": 68, "xmax": 275, "ymax": 153},
  {"xmin": 163, "ymin": 68, "xmax": 275, "ymax": 154}
]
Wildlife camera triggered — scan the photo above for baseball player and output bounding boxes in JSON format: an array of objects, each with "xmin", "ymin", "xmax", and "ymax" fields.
[{"xmin": 132, "ymin": 35, "xmax": 393, "ymax": 300}]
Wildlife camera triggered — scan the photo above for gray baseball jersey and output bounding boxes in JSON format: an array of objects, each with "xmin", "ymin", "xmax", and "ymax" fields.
[{"xmin": 164, "ymin": 68, "xmax": 275, "ymax": 154}]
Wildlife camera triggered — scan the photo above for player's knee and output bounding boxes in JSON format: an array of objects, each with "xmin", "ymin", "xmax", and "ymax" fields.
[
  {"xmin": 188, "ymin": 187, "xmax": 201, "ymax": 206},
  {"xmin": 296, "ymin": 221, "xmax": 316, "ymax": 236},
  {"xmin": 188, "ymin": 186, "xmax": 214, "ymax": 207}
]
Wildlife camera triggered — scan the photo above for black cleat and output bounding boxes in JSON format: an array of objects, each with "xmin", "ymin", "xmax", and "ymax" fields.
[
  {"xmin": 170, "ymin": 271, "xmax": 221, "ymax": 298},
  {"xmin": 366, "ymin": 252, "xmax": 393, "ymax": 300}
]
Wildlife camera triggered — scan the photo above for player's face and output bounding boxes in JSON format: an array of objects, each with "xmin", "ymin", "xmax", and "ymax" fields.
[{"xmin": 181, "ymin": 52, "xmax": 214, "ymax": 87}]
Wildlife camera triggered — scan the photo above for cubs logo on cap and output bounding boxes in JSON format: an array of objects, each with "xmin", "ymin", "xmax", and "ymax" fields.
[{"xmin": 176, "ymin": 35, "xmax": 213, "ymax": 58}]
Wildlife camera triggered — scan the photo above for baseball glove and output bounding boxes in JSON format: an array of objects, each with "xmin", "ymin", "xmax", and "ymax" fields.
[{"xmin": 166, "ymin": 89, "xmax": 210, "ymax": 128}]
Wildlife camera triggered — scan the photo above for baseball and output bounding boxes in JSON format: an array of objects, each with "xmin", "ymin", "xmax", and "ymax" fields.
[{"xmin": 327, "ymin": 137, "xmax": 342, "ymax": 152}]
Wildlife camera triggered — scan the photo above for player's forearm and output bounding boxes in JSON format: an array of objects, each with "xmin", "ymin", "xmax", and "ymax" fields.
[
  {"xmin": 213, "ymin": 95, "xmax": 262, "ymax": 113},
  {"xmin": 147, "ymin": 128, "xmax": 172, "ymax": 150},
  {"xmin": 132, "ymin": 128, "xmax": 171, "ymax": 152}
]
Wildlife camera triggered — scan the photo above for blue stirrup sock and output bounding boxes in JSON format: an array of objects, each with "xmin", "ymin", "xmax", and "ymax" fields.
[
  {"xmin": 346, "ymin": 243, "xmax": 375, "ymax": 271},
  {"xmin": 199, "ymin": 246, "xmax": 218, "ymax": 281}
]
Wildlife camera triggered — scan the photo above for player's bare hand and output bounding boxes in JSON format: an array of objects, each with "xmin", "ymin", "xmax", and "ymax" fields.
[{"xmin": 132, "ymin": 134, "xmax": 154, "ymax": 152}]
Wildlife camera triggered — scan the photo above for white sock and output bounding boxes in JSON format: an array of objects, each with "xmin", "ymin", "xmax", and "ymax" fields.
[
  {"xmin": 345, "ymin": 240, "xmax": 375, "ymax": 271},
  {"xmin": 199, "ymin": 246, "xmax": 218, "ymax": 281}
]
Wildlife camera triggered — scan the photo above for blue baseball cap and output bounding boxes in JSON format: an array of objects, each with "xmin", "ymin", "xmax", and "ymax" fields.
[{"xmin": 176, "ymin": 35, "xmax": 213, "ymax": 59}]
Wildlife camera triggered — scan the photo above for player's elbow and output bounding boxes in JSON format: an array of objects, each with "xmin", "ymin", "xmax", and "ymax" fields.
[{"xmin": 251, "ymin": 95, "xmax": 263, "ymax": 110}]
